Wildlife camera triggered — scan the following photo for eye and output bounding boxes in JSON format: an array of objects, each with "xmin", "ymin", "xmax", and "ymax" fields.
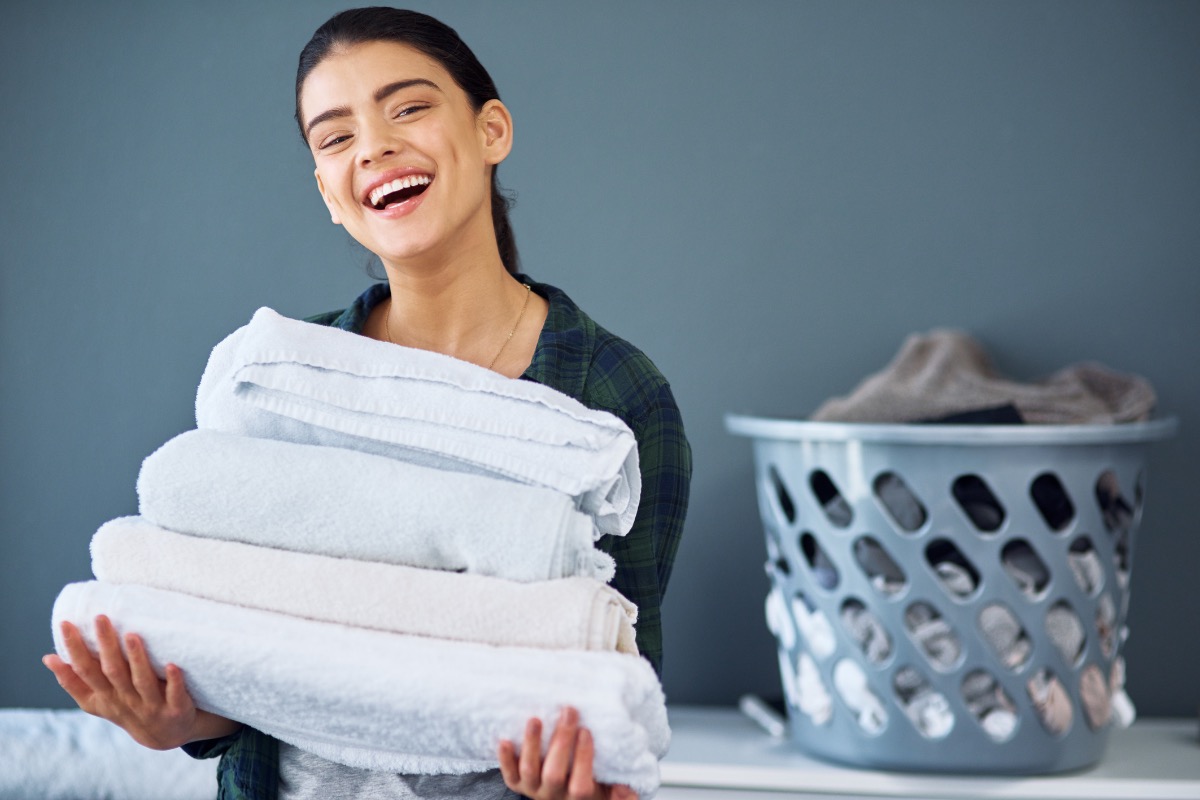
[
  {"xmin": 317, "ymin": 133, "xmax": 353, "ymax": 151},
  {"xmin": 394, "ymin": 103, "xmax": 431, "ymax": 120}
]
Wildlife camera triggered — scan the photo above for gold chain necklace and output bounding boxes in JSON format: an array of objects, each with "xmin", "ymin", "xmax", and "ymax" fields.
[{"xmin": 384, "ymin": 283, "xmax": 532, "ymax": 371}]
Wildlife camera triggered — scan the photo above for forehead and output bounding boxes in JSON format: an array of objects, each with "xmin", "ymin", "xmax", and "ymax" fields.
[{"xmin": 300, "ymin": 40, "xmax": 459, "ymax": 109}]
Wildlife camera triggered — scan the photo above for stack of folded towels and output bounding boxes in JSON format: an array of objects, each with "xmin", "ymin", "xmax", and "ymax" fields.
[{"xmin": 52, "ymin": 308, "xmax": 670, "ymax": 796}]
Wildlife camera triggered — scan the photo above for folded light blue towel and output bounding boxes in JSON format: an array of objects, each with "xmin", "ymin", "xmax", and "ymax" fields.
[
  {"xmin": 138, "ymin": 429, "xmax": 612, "ymax": 582},
  {"xmin": 195, "ymin": 308, "xmax": 640, "ymax": 536}
]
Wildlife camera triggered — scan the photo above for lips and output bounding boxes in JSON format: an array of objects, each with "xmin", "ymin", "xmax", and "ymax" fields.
[
  {"xmin": 369, "ymin": 174, "xmax": 433, "ymax": 209},
  {"xmin": 361, "ymin": 169, "xmax": 434, "ymax": 210}
]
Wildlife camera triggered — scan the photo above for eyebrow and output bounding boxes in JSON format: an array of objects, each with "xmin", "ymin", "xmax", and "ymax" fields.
[{"xmin": 304, "ymin": 78, "xmax": 442, "ymax": 140}]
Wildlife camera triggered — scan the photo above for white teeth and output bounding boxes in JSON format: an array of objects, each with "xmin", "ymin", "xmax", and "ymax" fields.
[{"xmin": 368, "ymin": 174, "xmax": 433, "ymax": 208}]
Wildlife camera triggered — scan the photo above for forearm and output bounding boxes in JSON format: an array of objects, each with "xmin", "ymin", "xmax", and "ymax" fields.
[{"xmin": 185, "ymin": 709, "xmax": 242, "ymax": 744}]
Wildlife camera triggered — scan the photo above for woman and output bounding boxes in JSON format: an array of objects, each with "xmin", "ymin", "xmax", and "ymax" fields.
[{"xmin": 43, "ymin": 8, "xmax": 690, "ymax": 799}]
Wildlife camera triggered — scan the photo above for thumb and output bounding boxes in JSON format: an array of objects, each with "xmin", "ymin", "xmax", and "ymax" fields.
[{"xmin": 610, "ymin": 786, "xmax": 638, "ymax": 800}]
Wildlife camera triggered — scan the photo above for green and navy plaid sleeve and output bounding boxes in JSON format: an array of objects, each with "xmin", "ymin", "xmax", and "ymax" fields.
[
  {"xmin": 520, "ymin": 278, "xmax": 692, "ymax": 677},
  {"xmin": 182, "ymin": 726, "xmax": 278, "ymax": 800}
]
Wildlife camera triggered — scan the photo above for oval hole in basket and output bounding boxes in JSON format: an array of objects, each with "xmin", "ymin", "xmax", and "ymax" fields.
[
  {"xmin": 872, "ymin": 471, "xmax": 927, "ymax": 532},
  {"xmin": 904, "ymin": 601, "xmax": 961, "ymax": 671},
  {"xmin": 925, "ymin": 538, "xmax": 981, "ymax": 598},
  {"xmin": 765, "ymin": 586, "xmax": 795, "ymax": 650},
  {"xmin": 792, "ymin": 590, "xmax": 837, "ymax": 659},
  {"xmin": 893, "ymin": 665, "xmax": 953, "ymax": 739},
  {"xmin": 952, "ymin": 474, "xmax": 1005, "ymax": 533},
  {"xmin": 839, "ymin": 597, "xmax": 892, "ymax": 664},
  {"xmin": 1027, "ymin": 668, "xmax": 1074, "ymax": 737},
  {"xmin": 1094, "ymin": 470, "xmax": 1133, "ymax": 536},
  {"xmin": 1000, "ymin": 539, "xmax": 1050, "ymax": 599},
  {"xmin": 1045, "ymin": 600, "xmax": 1086, "ymax": 666},
  {"xmin": 800, "ymin": 532, "xmax": 839, "ymax": 590},
  {"xmin": 809, "ymin": 469, "xmax": 853, "ymax": 528},
  {"xmin": 978, "ymin": 602, "xmax": 1032, "ymax": 671},
  {"xmin": 1030, "ymin": 472, "xmax": 1075, "ymax": 532},
  {"xmin": 790, "ymin": 651, "xmax": 833, "ymax": 725},
  {"xmin": 1095, "ymin": 594, "xmax": 1117, "ymax": 659},
  {"xmin": 852, "ymin": 536, "xmax": 907, "ymax": 597},
  {"xmin": 961, "ymin": 669, "xmax": 1018, "ymax": 742},
  {"xmin": 768, "ymin": 465, "xmax": 796, "ymax": 525},
  {"xmin": 1067, "ymin": 536, "xmax": 1104, "ymax": 595},
  {"xmin": 832, "ymin": 659, "xmax": 887, "ymax": 735},
  {"xmin": 1079, "ymin": 664, "xmax": 1112, "ymax": 730},
  {"xmin": 1113, "ymin": 526, "xmax": 1132, "ymax": 589}
]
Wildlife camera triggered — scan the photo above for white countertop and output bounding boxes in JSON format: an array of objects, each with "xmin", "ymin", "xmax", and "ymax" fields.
[{"xmin": 659, "ymin": 706, "xmax": 1200, "ymax": 800}]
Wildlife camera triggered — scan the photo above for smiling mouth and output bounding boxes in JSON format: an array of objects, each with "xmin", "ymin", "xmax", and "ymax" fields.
[{"xmin": 368, "ymin": 175, "xmax": 433, "ymax": 210}]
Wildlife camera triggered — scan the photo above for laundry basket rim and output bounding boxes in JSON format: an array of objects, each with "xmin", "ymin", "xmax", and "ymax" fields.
[{"xmin": 724, "ymin": 414, "xmax": 1178, "ymax": 446}]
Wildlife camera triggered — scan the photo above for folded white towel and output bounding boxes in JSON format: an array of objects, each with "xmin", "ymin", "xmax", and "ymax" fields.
[
  {"xmin": 52, "ymin": 582, "xmax": 669, "ymax": 797},
  {"xmin": 92, "ymin": 516, "xmax": 638, "ymax": 654},
  {"xmin": 138, "ymin": 429, "xmax": 611, "ymax": 583},
  {"xmin": 195, "ymin": 308, "xmax": 640, "ymax": 536}
]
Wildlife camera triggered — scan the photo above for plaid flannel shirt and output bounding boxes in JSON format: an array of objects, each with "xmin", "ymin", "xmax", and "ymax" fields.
[{"xmin": 183, "ymin": 276, "xmax": 692, "ymax": 800}]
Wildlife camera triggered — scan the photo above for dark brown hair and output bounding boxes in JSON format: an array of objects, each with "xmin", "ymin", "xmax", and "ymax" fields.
[{"xmin": 296, "ymin": 7, "xmax": 519, "ymax": 273}]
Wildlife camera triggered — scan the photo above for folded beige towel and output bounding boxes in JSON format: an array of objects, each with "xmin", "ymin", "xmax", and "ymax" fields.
[
  {"xmin": 811, "ymin": 329, "xmax": 1156, "ymax": 424},
  {"xmin": 91, "ymin": 516, "xmax": 638, "ymax": 654}
]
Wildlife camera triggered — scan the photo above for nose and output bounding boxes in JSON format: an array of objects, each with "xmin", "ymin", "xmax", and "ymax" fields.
[{"xmin": 356, "ymin": 118, "xmax": 402, "ymax": 167}]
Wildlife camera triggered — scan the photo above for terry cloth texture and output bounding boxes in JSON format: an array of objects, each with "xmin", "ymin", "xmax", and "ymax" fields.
[
  {"xmin": 811, "ymin": 329, "xmax": 1156, "ymax": 424},
  {"xmin": 78, "ymin": 277, "xmax": 691, "ymax": 800},
  {"xmin": 303, "ymin": 277, "xmax": 691, "ymax": 678},
  {"xmin": 138, "ymin": 429, "xmax": 611, "ymax": 583},
  {"xmin": 0, "ymin": 709, "xmax": 217, "ymax": 800},
  {"xmin": 195, "ymin": 306, "xmax": 640, "ymax": 537},
  {"xmin": 52, "ymin": 581, "xmax": 669, "ymax": 798},
  {"xmin": 92, "ymin": 516, "xmax": 638, "ymax": 654}
]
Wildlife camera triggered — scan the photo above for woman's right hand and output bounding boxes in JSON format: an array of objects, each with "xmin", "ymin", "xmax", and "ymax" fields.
[{"xmin": 42, "ymin": 615, "xmax": 241, "ymax": 750}]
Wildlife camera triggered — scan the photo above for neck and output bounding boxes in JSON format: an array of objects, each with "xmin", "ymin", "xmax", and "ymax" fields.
[{"xmin": 377, "ymin": 247, "xmax": 525, "ymax": 364}]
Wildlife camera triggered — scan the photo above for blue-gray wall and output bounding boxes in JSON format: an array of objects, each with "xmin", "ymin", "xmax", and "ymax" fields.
[{"xmin": 3, "ymin": 1, "xmax": 1197, "ymax": 719}]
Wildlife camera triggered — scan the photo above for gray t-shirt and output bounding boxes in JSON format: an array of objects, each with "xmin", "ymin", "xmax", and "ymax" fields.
[{"xmin": 277, "ymin": 743, "xmax": 523, "ymax": 799}]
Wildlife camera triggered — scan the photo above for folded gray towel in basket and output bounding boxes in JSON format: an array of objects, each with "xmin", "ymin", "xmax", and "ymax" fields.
[{"xmin": 811, "ymin": 329, "xmax": 1156, "ymax": 424}]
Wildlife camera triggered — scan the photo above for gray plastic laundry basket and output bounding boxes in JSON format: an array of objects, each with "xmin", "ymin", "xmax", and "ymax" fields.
[{"xmin": 725, "ymin": 414, "xmax": 1177, "ymax": 774}]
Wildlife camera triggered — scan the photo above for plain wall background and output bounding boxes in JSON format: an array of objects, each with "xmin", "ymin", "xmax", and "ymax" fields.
[{"xmin": 3, "ymin": 1, "xmax": 1198, "ymax": 720}]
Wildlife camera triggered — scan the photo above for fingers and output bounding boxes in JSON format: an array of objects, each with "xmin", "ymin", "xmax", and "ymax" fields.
[
  {"xmin": 497, "ymin": 738, "xmax": 520, "ymax": 789},
  {"xmin": 498, "ymin": 709, "xmax": 614, "ymax": 800},
  {"xmin": 94, "ymin": 616, "xmax": 135, "ymax": 697},
  {"xmin": 59, "ymin": 620, "xmax": 111, "ymax": 695},
  {"xmin": 125, "ymin": 633, "xmax": 165, "ymax": 706},
  {"xmin": 163, "ymin": 663, "xmax": 193, "ymax": 716},
  {"xmin": 518, "ymin": 716, "xmax": 544, "ymax": 793},
  {"xmin": 542, "ymin": 706, "xmax": 580, "ymax": 795},
  {"xmin": 566, "ymin": 725, "xmax": 596, "ymax": 799},
  {"xmin": 42, "ymin": 654, "xmax": 94, "ymax": 706}
]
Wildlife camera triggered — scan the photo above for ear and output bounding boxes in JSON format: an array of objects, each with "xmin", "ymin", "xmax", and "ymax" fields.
[
  {"xmin": 314, "ymin": 168, "xmax": 342, "ymax": 226},
  {"xmin": 477, "ymin": 99, "xmax": 513, "ymax": 166}
]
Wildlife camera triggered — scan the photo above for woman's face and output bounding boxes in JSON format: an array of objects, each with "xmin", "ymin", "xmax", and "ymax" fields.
[{"xmin": 299, "ymin": 40, "xmax": 512, "ymax": 268}]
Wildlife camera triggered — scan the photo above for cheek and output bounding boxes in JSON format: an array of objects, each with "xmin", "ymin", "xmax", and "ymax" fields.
[
  {"xmin": 314, "ymin": 165, "xmax": 354, "ymax": 225},
  {"xmin": 425, "ymin": 122, "xmax": 483, "ymax": 181},
  {"xmin": 332, "ymin": 173, "xmax": 357, "ymax": 208}
]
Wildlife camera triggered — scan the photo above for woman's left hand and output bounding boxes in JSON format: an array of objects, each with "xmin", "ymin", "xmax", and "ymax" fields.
[{"xmin": 498, "ymin": 706, "xmax": 637, "ymax": 800}]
